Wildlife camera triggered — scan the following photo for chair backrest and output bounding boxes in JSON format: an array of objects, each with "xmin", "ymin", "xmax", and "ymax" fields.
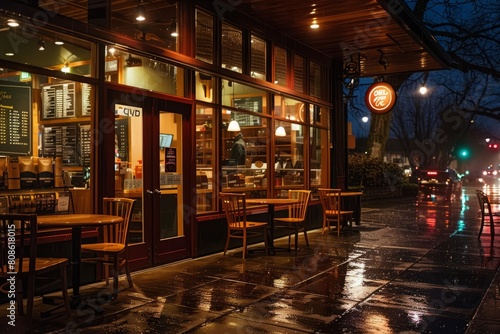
[
  {"xmin": 287, "ymin": 190, "xmax": 311, "ymax": 220},
  {"xmin": 0, "ymin": 214, "xmax": 38, "ymax": 277},
  {"xmin": 102, "ymin": 197, "xmax": 135, "ymax": 245},
  {"xmin": 476, "ymin": 190, "xmax": 486, "ymax": 212},
  {"xmin": 476, "ymin": 189, "xmax": 492, "ymax": 215},
  {"xmin": 220, "ymin": 192, "xmax": 248, "ymax": 229},
  {"xmin": 318, "ymin": 188, "xmax": 342, "ymax": 213}
]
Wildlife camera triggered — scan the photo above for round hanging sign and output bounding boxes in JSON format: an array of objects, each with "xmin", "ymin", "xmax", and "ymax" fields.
[{"xmin": 364, "ymin": 82, "xmax": 397, "ymax": 114}]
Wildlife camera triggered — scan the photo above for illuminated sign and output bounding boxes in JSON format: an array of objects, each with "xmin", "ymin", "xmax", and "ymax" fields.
[
  {"xmin": 115, "ymin": 104, "xmax": 142, "ymax": 117},
  {"xmin": 364, "ymin": 82, "xmax": 397, "ymax": 114}
]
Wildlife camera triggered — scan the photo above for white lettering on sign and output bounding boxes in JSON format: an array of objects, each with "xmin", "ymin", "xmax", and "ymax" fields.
[
  {"xmin": 115, "ymin": 104, "xmax": 142, "ymax": 117},
  {"xmin": 364, "ymin": 82, "xmax": 397, "ymax": 115}
]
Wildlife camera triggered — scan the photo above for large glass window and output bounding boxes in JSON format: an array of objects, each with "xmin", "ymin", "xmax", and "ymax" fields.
[
  {"xmin": 196, "ymin": 105, "xmax": 216, "ymax": 212},
  {"xmin": 195, "ymin": 72, "xmax": 215, "ymax": 103},
  {"xmin": 222, "ymin": 109, "xmax": 269, "ymax": 199},
  {"xmin": 111, "ymin": 1, "xmax": 178, "ymax": 52},
  {"xmin": 0, "ymin": 15, "xmax": 93, "ymax": 77},
  {"xmin": 104, "ymin": 48, "xmax": 185, "ymax": 97},
  {"xmin": 221, "ymin": 79, "xmax": 268, "ymax": 114},
  {"xmin": 274, "ymin": 46, "xmax": 287, "ymax": 87},
  {"xmin": 0, "ymin": 67, "xmax": 95, "ymax": 211},
  {"xmin": 221, "ymin": 23, "xmax": 242, "ymax": 73},
  {"xmin": 250, "ymin": 34, "xmax": 266, "ymax": 80},
  {"xmin": 274, "ymin": 96, "xmax": 304, "ymax": 122},
  {"xmin": 293, "ymin": 54, "xmax": 304, "ymax": 93},
  {"xmin": 309, "ymin": 127, "xmax": 329, "ymax": 199},
  {"xmin": 196, "ymin": 10, "xmax": 214, "ymax": 64},
  {"xmin": 310, "ymin": 61, "xmax": 324, "ymax": 98},
  {"xmin": 274, "ymin": 120, "xmax": 305, "ymax": 198},
  {"xmin": 312, "ymin": 105, "xmax": 328, "ymax": 127}
]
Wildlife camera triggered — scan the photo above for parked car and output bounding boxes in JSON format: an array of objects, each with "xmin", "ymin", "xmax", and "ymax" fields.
[{"xmin": 417, "ymin": 168, "xmax": 462, "ymax": 201}]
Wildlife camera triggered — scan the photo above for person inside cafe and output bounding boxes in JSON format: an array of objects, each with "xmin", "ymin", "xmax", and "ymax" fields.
[{"xmin": 230, "ymin": 132, "xmax": 246, "ymax": 166}]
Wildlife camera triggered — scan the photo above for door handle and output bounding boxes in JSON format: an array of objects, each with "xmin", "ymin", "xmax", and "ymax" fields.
[
  {"xmin": 146, "ymin": 189, "xmax": 154, "ymax": 196},
  {"xmin": 154, "ymin": 189, "xmax": 161, "ymax": 196}
]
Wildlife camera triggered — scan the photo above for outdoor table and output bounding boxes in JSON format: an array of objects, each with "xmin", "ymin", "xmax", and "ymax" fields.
[
  {"xmin": 38, "ymin": 214, "xmax": 123, "ymax": 310},
  {"xmin": 246, "ymin": 198, "xmax": 299, "ymax": 255}
]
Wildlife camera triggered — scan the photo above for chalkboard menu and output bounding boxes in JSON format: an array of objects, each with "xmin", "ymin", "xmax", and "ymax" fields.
[
  {"xmin": 78, "ymin": 124, "xmax": 91, "ymax": 166},
  {"xmin": 0, "ymin": 84, "xmax": 32, "ymax": 155},
  {"xmin": 42, "ymin": 82, "xmax": 76, "ymax": 119},
  {"xmin": 233, "ymin": 96, "xmax": 262, "ymax": 126},
  {"xmin": 81, "ymin": 83, "xmax": 92, "ymax": 116},
  {"xmin": 42, "ymin": 125, "xmax": 78, "ymax": 165},
  {"xmin": 115, "ymin": 118, "xmax": 129, "ymax": 162}
]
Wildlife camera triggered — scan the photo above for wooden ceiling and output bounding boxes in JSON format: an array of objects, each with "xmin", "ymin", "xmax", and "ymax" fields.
[
  {"xmin": 239, "ymin": 0, "xmax": 451, "ymax": 77},
  {"xmin": 33, "ymin": 0, "xmax": 450, "ymax": 77}
]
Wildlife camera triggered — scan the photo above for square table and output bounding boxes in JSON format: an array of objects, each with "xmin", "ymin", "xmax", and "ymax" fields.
[{"xmin": 246, "ymin": 198, "xmax": 299, "ymax": 255}]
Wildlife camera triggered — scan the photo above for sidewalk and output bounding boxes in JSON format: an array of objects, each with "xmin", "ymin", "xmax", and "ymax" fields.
[{"xmin": 2, "ymin": 186, "xmax": 500, "ymax": 333}]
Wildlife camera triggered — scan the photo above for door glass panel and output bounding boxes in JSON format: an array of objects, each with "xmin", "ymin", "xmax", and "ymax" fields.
[
  {"xmin": 115, "ymin": 105, "xmax": 144, "ymax": 244},
  {"xmin": 159, "ymin": 111, "xmax": 183, "ymax": 239}
]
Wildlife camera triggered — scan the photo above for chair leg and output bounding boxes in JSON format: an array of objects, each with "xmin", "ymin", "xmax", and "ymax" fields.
[
  {"xmin": 104, "ymin": 254, "xmax": 110, "ymax": 286},
  {"xmin": 478, "ymin": 214, "xmax": 485, "ymax": 239},
  {"xmin": 223, "ymin": 233, "xmax": 231, "ymax": 255},
  {"xmin": 294, "ymin": 226, "xmax": 299, "ymax": 256},
  {"xmin": 322, "ymin": 215, "xmax": 330, "ymax": 235},
  {"xmin": 125, "ymin": 259, "xmax": 133, "ymax": 288},
  {"xmin": 263, "ymin": 226, "xmax": 268, "ymax": 254},
  {"xmin": 490, "ymin": 215, "xmax": 495, "ymax": 239},
  {"xmin": 288, "ymin": 227, "xmax": 292, "ymax": 250},
  {"xmin": 303, "ymin": 227, "xmax": 309, "ymax": 247},
  {"xmin": 60, "ymin": 266, "xmax": 71, "ymax": 317},
  {"xmin": 112, "ymin": 255, "xmax": 119, "ymax": 299},
  {"xmin": 242, "ymin": 231, "xmax": 247, "ymax": 260}
]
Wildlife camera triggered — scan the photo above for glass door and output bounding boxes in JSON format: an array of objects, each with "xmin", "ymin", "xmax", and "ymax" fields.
[
  {"xmin": 152, "ymin": 100, "xmax": 191, "ymax": 264},
  {"xmin": 109, "ymin": 87, "xmax": 192, "ymax": 269}
]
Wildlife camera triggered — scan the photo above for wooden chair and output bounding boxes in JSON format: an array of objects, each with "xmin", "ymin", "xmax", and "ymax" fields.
[
  {"xmin": 318, "ymin": 188, "xmax": 353, "ymax": 236},
  {"xmin": 81, "ymin": 197, "xmax": 135, "ymax": 298},
  {"xmin": 476, "ymin": 190, "xmax": 500, "ymax": 239},
  {"xmin": 0, "ymin": 213, "xmax": 70, "ymax": 329},
  {"xmin": 274, "ymin": 190, "xmax": 311, "ymax": 254},
  {"xmin": 220, "ymin": 193, "xmax": 268, "ymax": 259}
]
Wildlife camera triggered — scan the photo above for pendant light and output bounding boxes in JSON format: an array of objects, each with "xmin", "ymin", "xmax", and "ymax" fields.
[
  {"xmin": 136, "ymin": 1, "xmax": 146, "ymax": 21},
  {"xmin": 227, "ymin": 120, "xmax": 241, "ymax": 132}
]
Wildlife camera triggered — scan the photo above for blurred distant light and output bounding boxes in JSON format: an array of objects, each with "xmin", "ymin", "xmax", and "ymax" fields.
[
  {"xmin": 419, "ymin": 86, "xmax": 427, "ymax": 95},
  {"xmin": 362, "ymin": 116, "xmax": 369, "ymax": 123}
]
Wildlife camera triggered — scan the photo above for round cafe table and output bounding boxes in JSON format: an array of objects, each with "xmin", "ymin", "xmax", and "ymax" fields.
[{"xmin": 38, "ymin": 214, "xmax": 123, "ymax": 309}]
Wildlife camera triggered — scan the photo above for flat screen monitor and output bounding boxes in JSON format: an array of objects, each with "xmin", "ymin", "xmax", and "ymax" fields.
[{"xmin": 160, "ymin": 133, "xmax": 173, "ymax": 148}]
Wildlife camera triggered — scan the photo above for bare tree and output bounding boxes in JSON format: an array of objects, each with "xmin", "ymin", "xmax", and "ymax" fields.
[{"xmin": 356, "ymin": 0, "xmax": 500, "ymax": 163}]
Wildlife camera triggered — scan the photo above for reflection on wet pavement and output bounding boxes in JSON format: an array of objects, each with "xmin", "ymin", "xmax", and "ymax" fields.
[{"xmin": 2, "ymin": 186, "xmax": 500, "ymax": 333}]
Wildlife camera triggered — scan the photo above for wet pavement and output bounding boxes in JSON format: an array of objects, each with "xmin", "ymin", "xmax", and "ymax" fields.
[{"xmin": 2, "ymin": 185, "xmax": 500, "ymax": 333}]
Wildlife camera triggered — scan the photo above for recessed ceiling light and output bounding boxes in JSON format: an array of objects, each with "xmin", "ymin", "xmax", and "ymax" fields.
[
  {"xmin": 5, "ymin": 52, "xmax": 14, "ymax": 56},
  {"xmin": 310, "ymin": 20, "xmax": 319, "ymax": 29},
  {"xmin": 55, "ymin": 40, "xmax": 64, "ymax": 45}
]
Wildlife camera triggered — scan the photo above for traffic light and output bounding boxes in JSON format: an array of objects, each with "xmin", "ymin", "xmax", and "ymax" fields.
[{"xmin": 458, "ymin": 148, "xmax": 469, "ymax": 158}]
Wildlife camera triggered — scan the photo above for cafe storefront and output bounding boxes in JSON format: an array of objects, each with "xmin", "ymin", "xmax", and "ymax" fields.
[
  {"xmin": 0, "ymin": 1, "xmax": 449, "ymax": 271},
  {"xmin": 0, "ymin": 3, "xmax": 330, "ymax": 269}
]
